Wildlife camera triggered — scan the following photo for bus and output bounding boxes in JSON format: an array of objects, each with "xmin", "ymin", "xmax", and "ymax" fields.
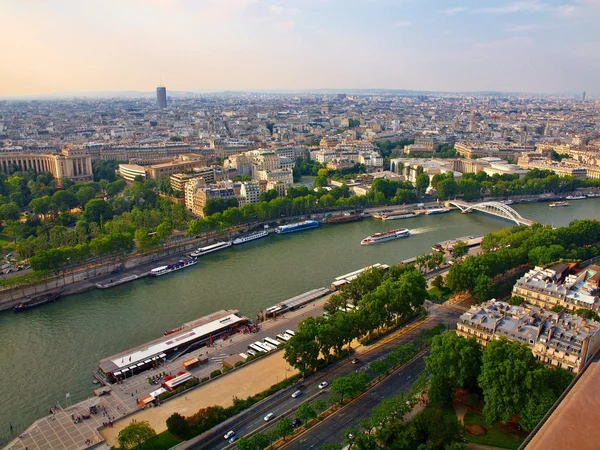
[
  {"xmin": 254, "ymin": 341, "xmax": 271, "ymax": 352},
  {"xmin": 264, "ymin": 337, "xmax": 282, "ymax": 347},
  {"xmin": 163, "ymin": 372, "xmax": 192, "ymax": 391},
  {"xmin": 285, "ymin": 329, "xmax": 295, "ymax": 336},
  {"xmin": 261, "ymin": 342, "xmax": 276, "ymax": 351},
  {"xmin": 249, "ymin": 343, "xmax": 266, "ymax": 353},
  {"xmin": 276, "ymin": 334, "xmax": 290, "ymax": 342}
]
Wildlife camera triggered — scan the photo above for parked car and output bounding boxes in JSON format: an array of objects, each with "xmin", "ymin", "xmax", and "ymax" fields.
[
  {"xmin": 291, "ymin": 390, "xmax": 302, "ymax": 398},
  {"xmin": 223, "ymin": 430, "xmax": 235, "ymax": 440},
  {"xmin": 264, "ymin": 412, "xmax": 275, "ymax": 422},
  {"xmin": 318, "ymin": 381, "xmax": 329, "ymax": 389}
]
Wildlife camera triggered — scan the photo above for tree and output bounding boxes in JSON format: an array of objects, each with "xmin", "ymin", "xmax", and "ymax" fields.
[
  {"xmin": 314, "ymin": 176, "xmax": 328, "ymax": 188},
  {"xmin": 166, "ymin": 413, "xmax": 189, "ymax": 439},
  {"xmin": 284, "ymin": 319, "xmax": 321, "ymax": 375},
  {"xmin": 473, "ymin": 274, "xmax": 493, "ymax": 302},
  {"xmin": 51, "ymin": 190, "xmax": 78, "ymax": 212},
  {"xmin": 156, "ymin": 221, "xmax": 173, "ymax": 241},
  {"xmin": 452, "ymin": 240, "xmax": 469, "ymax": 259},
  {"xmin": 296, "ymin": 403, "xmax": 317, "ymax": 424},
  {"xmin": 83, "ymin": 199, "xmax": 113, "ymax": 223},
  {"xmin": 117, "ymin": 421, "xmax": 156, "ymax": 449},
  {"xmin": 75, "ymin": 186, "xmax": 97, "ymax": 207},
  {"xmin": 432, "ymin": 275, "xmax": 444, "ymax": 289},
  {"xmin": 274, "ymin": 417, "xmax": 295, "ymax": 442},
  {"xmin": 331, "ymin": 372, "xmax": 369, "ymax": 403},
  {"xmin": 424, "ymin": 332, "xmax": 482, "ymax": 405},
  {"xmin": 478, "ymin": 339, "xmax": 540, "ymax": 424},
  {"xmin": 29, "ymin": 195, "xmax": 51, "ymax": 216},
  {"xmin": 370, "ymin": 360, "xmax": 390, "ymax": 379},
  {"xmin": 0, "ymin": 202, "xmax": 21, "ymax": 221},
  {"xmin": 415, "ymin": 173, "xmax": 430, "ymax": 195}
]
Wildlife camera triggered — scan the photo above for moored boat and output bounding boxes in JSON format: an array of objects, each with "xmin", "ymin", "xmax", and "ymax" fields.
[
  {"xmin": 14, "ymin": 291, "xmax": 61, "ymax": 311},
  {"xmin": 587, "ymin": 192, "xmax": 600, "ymax": 198},
  {"xmin": 381, "ymin": 210, "xmax": 421, "ymax": 220},
  {"xmin": 501, "ymin": 199, "xmax": 514, "ymax": 205},
  {"xmin": 372, "ymin": 209, "xmax": 393, "ymax": 219},
  {"xmin": 276, "ymin": 220, "xmax": 319, "ymax": 234},
  {"xmin": 326, "ymin": 212, "xmax": 364, "ymax": 224},
  {"xmin": 232, "ymin": 230, "xmax": 269, "ymax": 245},
  {"xmin": 361, "ymin": 228, "xmax": 410, "ymax": 245},
  {"xmin": 565, "ymin": 194, "xmax": 586, "ymax": 200},
  {"xmin": 425, "ymin": 207, "xmax": 450, "ymax": 215},
  {"xmin": 190, "ymin": 241, "xmax": 232, "ymax": 257},
  {"xmin": 150, "ymin": 257, "xmax": 198, "ymax": 277},
  {"xmin": 549, "ymin": 201, "xmax": 570, "ymax": 207}
]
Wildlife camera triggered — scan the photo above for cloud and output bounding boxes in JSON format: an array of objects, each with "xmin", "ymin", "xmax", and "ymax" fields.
[
  {"xmin": 554, "ymin": 5, "xmax": 576, "ymax": 16},
  {"xmin": 473, "ymin": 36, "xmax": 534, "ymax": 49},
  {"xmin": 507, "ymin": 24, "xmax": 542, "ymax": 31},
  {"xmin": 439, "ymin": 6, "xmax": 468, "ymax": 16},
  {"xmin": 477, "ymin": 1, "xmax": 546, "ymax": 14},
  {"xmin": 393, "ymin": 21, "xmax": 411, "ymax": 27},
  {"xmin": 275, "ymin": 20, "xmax": 295, "ymax": 31}
]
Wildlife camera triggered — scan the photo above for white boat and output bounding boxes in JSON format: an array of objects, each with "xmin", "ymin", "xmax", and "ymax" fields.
[
  {"xmin": 232, "ymin": 230, "xmax": 269, "ymax": 245},
  {"xmin": 150, "ymin": 258, "xmax": 198, "ymax": 277},
  {"xmin": 190, "ymin": 241, "xmax": 232, "ymax": 257},
  {"xmin": 501, "ymin": 200, "xmax": 514, "ymax": 205},
  {"xmin": 361, "ymin": 228, "xmax": 410, "ymax": 245},
  {"xmin": 425, "ymin": 208, "xmax": 450, "ymax": 215},
  {"xmin": 565, "ymin": 194, "xmax": 586, "ymax": 200},
  {"xmin": 381, "ymin": 210, "xmax": 421, "ymax": 221},
  {"xmin": 549, "ymin": 201, "xmax": 570, "ymax": 207},
  {"xmin": 587, "ymin": 193, "xmax": 600, "ymax": 198}
]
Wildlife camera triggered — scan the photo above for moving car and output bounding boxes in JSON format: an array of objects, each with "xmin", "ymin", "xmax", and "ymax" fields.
[
  {"xmin": 224, "ymin": 430, "xmax": 235, "ymax": 440},
  {"xmin": 264, "ymin": 412, "xmax": 275, "ymax": 421},
  {"xmin": 318, "ymin": 381, "xmax": 329, "ymax": 389},
  {"xmin": 228, "ymin": 435, "xmax": 238, "ymax": 444},
  {"xmin": 292, "ymin": 418, "xmax": 302, "ymax": 428},
  {"xmin": 351, "ymin": 358, "xmax": 360, "ymax": 364},
  {"xmin": 291, "ymin": 390, "xmax": 302, "ymax": 398}
]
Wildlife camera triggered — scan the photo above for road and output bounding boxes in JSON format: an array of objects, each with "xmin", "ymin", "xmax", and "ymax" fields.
[{"xmin": 193, "ymin": 298, "xmax": 469, "ymax": 450}]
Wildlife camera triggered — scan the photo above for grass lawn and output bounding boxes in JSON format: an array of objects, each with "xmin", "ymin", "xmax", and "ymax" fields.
[
  {"xmin": 0, "ymin": 234, "xmax": 14, "ymax": 243},
  {"xmin": 427, "ymin": 286, "xmax": 453, "ymax": 303},
  {"xmin": 463, "ymin": 411, "xmax": 524, "ymax": 450},
  {"xmin": 138, "ymin": 431, "xmax": 181, "ymax": 450}
]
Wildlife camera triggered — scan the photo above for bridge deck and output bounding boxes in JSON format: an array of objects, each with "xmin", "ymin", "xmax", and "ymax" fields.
[{"xmin": 448, "ymin": 200, "xmax": 534, "ymax": 226}]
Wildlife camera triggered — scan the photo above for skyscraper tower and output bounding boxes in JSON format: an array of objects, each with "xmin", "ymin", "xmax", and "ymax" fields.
[
  {"xmin": 468, "ymin": 111, "xmax": 476, "ymax": 133},
  {"xmin": 156, "ymin": 86, "xmax": 167, "ymax": 109},
  {"xmin": 583, "ymin": 91, "xmax": 586, "ymax": 102}
]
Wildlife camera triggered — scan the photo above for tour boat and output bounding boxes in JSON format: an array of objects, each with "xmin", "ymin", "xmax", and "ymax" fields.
[
  {"xmin": 190, "ymin": 241, "xmax": 232, "ymax": 257},
  {"xmin": 380, "ymin": 210, "xmax": 421, "ymax": 221},
  {"xmin": 425, "ymin": 208, "xmax": 450, "ymax": 215},
  {"xmin": 150, "ymin": 258, "xmax": 198, "ymax": 277},
  {"xmin": 232, "ymin": 230, "xmax": 269, "ymax": 245},
  {"xmin": 326, "ymin": 213, "xmax": 364, "ymax": 224},
  {"xmin": 549, "ymin": 201, "xmax": 570, "ymax": 208},
  {"xmin": 276, "ymin": 220, "xmax": 319, "ymax": 234},
  {"xmin": 14, "ymin": 291, "xmax": 61, "ymax": 311},
  {"xmin": 361, "ymin": 228, "xmax": 410, "ymax": 245},
  {"xmin": 587, "ymin": 192, "xmax": 600, "ymax": 198},
  {"xmin": 565, "ymin": 194, "xmax": 586, "ymax": 200}
]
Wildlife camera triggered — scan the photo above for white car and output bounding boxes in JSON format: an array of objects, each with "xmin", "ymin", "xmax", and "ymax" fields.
[
  {"xmin": 264, "ymin": 412, "xmax": 275, "ymax": 421},
  {"xmin": 223, "ymin": 430, "xmax": 235, "ymax": 440},
  {"xmin": 318, "ymin": 381, "xmax": 329, "ymax": 389},
  {"xmin": 291, "ymin": 390, "xmax": 302, "ymax": 398}
]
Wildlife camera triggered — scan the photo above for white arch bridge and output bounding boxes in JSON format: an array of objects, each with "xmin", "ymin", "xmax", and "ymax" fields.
[{"xmin": 448, "ymin": 200, "xmax": 534, "ymax": 226}]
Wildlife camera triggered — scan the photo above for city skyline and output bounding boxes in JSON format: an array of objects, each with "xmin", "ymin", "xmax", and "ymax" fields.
[{"xmin": 1, "ymin": 0, "xmax": 599, "ymax": 97}]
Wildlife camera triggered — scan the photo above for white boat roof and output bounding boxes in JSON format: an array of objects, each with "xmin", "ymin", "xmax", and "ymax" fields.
[
  {"xmin": 198, "ymin": 241, "xmax": 229, "ymax": 251},
  {"xmin": 110, "ymin": 313, "xmax": 245, "ymax": 369}
]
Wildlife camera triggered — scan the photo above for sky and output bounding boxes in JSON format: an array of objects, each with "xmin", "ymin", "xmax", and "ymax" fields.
[{"xmin": 1, "ymin": 0, "xmax": 599, "ymax": 96}]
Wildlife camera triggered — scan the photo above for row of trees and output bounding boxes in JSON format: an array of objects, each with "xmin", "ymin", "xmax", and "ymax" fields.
[
  {"xmin": 284, "ymin": 265, "xmax": 428, "ymax": 375},
  {"xmin": 425, "ymin": 332, "xmax": 573, "ymax": 432},
  {"xmin": 445, "ymin": 219, "xmax": 600, "ymax": 296}
]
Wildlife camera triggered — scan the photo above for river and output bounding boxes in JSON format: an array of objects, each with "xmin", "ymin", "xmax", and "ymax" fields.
[{"xmin": 1, "ymin": 199, "xmax": 600, "ymax": 442}]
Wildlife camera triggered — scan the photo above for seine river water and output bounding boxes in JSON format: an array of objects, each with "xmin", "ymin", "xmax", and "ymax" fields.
[{"xmin": 1, "ymin": 199, "xmax": 600, "ymax": 441}]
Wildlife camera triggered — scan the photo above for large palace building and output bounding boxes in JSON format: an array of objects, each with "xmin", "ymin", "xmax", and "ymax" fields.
[{"xmin": 0, "ymin": 147, "xmax": 93, "ymax": 182}]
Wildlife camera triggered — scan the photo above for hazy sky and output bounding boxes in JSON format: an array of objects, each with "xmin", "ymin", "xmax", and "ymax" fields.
[{"xmin": 1, "ymin": 0, "xmax": 599, "ymax": 96}]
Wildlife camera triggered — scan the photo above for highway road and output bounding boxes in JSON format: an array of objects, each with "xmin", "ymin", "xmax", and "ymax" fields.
[{"xmin": 194, "ymin": 298, "xmax": 469, "ymax": 450}]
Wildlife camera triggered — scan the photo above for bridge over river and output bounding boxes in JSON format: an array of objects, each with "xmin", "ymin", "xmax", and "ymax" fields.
[{"xmin": 448, "ymin": 200, "xmax": 535, "ymax": 226}]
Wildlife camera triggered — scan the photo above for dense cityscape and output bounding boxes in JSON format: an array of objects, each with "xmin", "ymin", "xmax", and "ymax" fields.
[{"xmin": 3, "ymin": 0, "xmax": 600, "ymax": 449}]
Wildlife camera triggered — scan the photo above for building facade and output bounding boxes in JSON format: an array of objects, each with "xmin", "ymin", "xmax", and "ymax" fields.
[
  {"xmin": 457, "ymin": 300, "xmax": 600, "ymax": 374},
  {"xmin": 0, "ymin": 147, "xmax": 93, "ymax": 182}
]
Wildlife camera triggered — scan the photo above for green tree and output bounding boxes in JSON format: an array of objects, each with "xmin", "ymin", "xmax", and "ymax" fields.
[
  {"xmin": 75, "ymin": 186, "xmax": 97, "ymax": 207},
  {"xmin": 370, "ymin": 360, "xmax": 390, "ymax": 379},
  {"xmin": 415, "ymin": 173, "xmax": 430, "ymax": 195},
  {"xmin": 166, "ymin": 412, "xmax": 189, "ymax": 439},
  {"xmin": 51, "ymin": 190, "xmax": 78, "ymax": 212},
  {"xmin": 473, "ymin": 274, "xmax": 493, "ymax": 302},
  {"xmin": 296, "ymin": 403, "xmax": 317, "ymax": 424},
  {"xmin": 452, "ymin": 240, "xmax": 469, "ymax": 259},
  {"xmin": 29, "ymin": 195, "xmax": 52, "ymax": 216},
  {"xmin": 432, "ymin": 275, "xmax": 444, "ymax": 289},
  {"xmin": 117, "ymin": 421, "xmax": 156, "ymax": 449},
  {"xmin": 83, "ymin": 199, "xmax": 113, "ymax": 223},
  {"xmin": 284, "ymin": 319, "xmax": 321, "ymax": 375},
  {"xmin": 478, "ymin": 339, "xmax": 540, "ymax": 424},
  {"xmin": 330, "ymin": 372, "xmax": 369, "ymax": 403},
  {"xmin": 424, "ymin": 332, "xmax": 482, "ymax": 405},
  {"xmin": 0, "ymin": 202, "xmax": 21, "ymax": 221},
  {"xmin": 274, "ymin": 417, "xmax": 295, "ymax": 441},
  {"xmin": 156, "ymin": 221, "xmax": 173, "ymax": 241}
]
